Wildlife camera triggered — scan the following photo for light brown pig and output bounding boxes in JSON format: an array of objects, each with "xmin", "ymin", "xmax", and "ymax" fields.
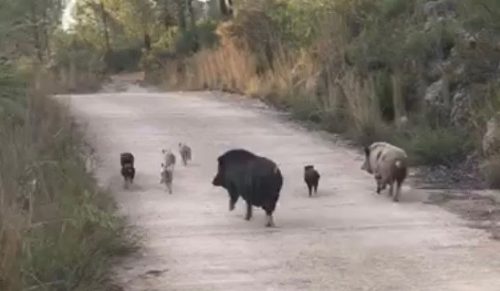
[{"xmin": 361, "ymin": 142, "xmax": 408, "ymax": 202}]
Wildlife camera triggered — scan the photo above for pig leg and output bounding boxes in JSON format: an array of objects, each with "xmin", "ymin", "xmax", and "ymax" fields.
[
  {"xmin": 376, "ymin": 179, "xmax": 383, "ymax": 194},
  {"xmin": 229, "ymin": 195, "xmax": 238, "ymax": 211},
  {"xmin": 393, "ymin": 180, "xmax": 402, "ymax": 202},
  {"xmin": 265, "ymin": 213, "xmax": 275, "ymax": 228},
  {"xmin": 228, "ymin": 184, "xmax": 239, "ymax": 211},
  {"xmin": 307, "ymin": 183, "xmax": 312, "ymax": 197},
  {"xmin": 376, "ymin": 174, "xmax": 388, "ymax": 194},
  {"xmin": 265, "ymin": 207, "xmax": 276, "ymax": 227},
  {"xmin": 375, "ymin": 174, "xmax": 382, "ymax": 194},
  {"xmin": 263, "ymin": 199, "xmax": 277, "ymax": 227},
  {"xmin": 245, "ymin": 202, "xmax": 253, "ymax": 220}
]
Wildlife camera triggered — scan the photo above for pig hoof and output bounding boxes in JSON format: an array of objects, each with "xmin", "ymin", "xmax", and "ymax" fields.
[{"xmin": 265, "ymin": 215, "xmax": 275, "ymax": 227}]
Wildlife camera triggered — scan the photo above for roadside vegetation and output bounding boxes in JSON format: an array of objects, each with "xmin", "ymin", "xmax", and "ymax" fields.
[
  {"xmin": 0, "ymin": 1, "xmax": 135, "ymax": 290},
  {"xmin": 2, "ymin": 1, "xmax": 497, "ymax": 288},
  {"xmin": 74, "ymin": 0, "xmax": 498, "ymax": 189},
  {"xmin": 27, "ymin": 0, "xmax": 500, "ymax": 186}
]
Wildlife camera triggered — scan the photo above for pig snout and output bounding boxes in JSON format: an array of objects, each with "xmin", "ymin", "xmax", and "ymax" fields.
[{"xmin": 212, "ymin": 174, "xmax": 223, "ymax": 186}]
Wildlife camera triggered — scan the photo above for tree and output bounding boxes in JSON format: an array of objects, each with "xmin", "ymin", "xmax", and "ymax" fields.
[{"xmin": 0, "ymin": 0, "xmax": 65, "ymax": 62}]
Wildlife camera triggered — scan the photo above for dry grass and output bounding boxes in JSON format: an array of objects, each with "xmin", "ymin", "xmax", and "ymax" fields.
[
  {"xmin": 154, "ymin": 3, "xmax": 481, "ymax": 165},
  {"xmin": 0, "ymin": 66, "xmax": 133, "ymax": 291},
  {"xmin": 337, "ymin": 72, "xmax": 385, "ymax": 138},
  {"xmin": 159, "ymin": 20, "xmax": 390, "ymax": 145},
  {"xmin": 35, "ymin": 68, "xmax": 104, "ymax": 94},
  {"xmin": 481, "ymin": 156, "xmax": 500, "ymax": 189},
  {"xmin": 162, "ymin": 24, "xmax": 258, "ymax": 93}
]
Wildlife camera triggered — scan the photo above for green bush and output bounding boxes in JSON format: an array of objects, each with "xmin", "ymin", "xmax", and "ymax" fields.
[
  {"xmin": 394, "ymin": 125, "xmax": 473, "ymax": 167},
  {"xmin": 380, "ymin": 0, "xmax": 414, "ymax": 19},
  {"xmin": 288, "ymin": 94, "xmax": 322, "ymax": 122},
  {"xmin": 461, "ymin": 0, "xmax": 500, "ymax": 33},
  {"xmin": 152, "ymin": 26, "xmax": 179, "ymax": 52},
  {"xmin": 104, "ymin": 47, "xmax": 143, "ymax": 73},
  {"xmin": 347, "ymin": 121, "xmax": 393, "ymax": 148},
  {"xmin": 174, "ymin": 20, "xmax": 219, "ymax": 55},
  {"xmin": 196, "ymin": 20, "xmax": 219, "ymax": 49}
]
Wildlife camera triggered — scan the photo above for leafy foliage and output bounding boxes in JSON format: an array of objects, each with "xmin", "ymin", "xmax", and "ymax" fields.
[{"xmin": 394, "ymin": 126, "xmax": 473, "ymax": 167}]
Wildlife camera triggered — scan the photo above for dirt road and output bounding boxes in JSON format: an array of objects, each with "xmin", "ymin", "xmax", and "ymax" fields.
[{"xmin": 63, "ymin": 86, "xmax": 500, "ymax": 291}]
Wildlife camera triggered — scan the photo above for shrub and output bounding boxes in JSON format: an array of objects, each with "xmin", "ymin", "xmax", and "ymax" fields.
[
  {"xmin": 195, "ymin": 20, "xmax": 220, "ymax": 49},
  {"xmin": 480, "ymin": 155, "xmax": 500, "ymax": 189},
  {"xmin": 104, "ymin": 47, "xmax": 143, "ymax": 73},
  {"xmin": 49, "ymin": 33, "xmax": 106, "ymax": 92},
  {"xmin": 394, "ymin": 125, "xmax": 473, "ymax": 167},
  {"xmin": 288, "ymin": 93, "xmax": 322, "ymax": 123},
  {"xmin": 0, "ymin": 63, "xmax": 134, "ymax": 291},
  {"xmin": 174, "ymin": 20, "xmax": 219, "ymax": 56},
  {"xmin": 148, "ymin": 0, "xmax": 496, "ymax": 171}
]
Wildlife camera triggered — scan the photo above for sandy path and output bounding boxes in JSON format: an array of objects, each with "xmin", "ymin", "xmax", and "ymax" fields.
[{"xmin": 62, "ymin": 89, "xmax": 500, "ymax": 291}]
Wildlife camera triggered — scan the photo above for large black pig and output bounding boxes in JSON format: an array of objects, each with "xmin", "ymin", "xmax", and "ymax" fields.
[{"xmin": 212, "ymin": 149, "xmax": 283, "ymax": 227}]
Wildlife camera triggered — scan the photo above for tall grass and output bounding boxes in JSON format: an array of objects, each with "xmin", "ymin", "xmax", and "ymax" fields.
[
  {"xmin": 0, "ymin": 63, "xmax": 134, "ymax": 291},
  {"xmin": 157, "ymin": 16, "xmax": 394, "ymax": 144},
  {"xmin": 149, "ymin": 0, "xmax": 500, "ymax": 171}
]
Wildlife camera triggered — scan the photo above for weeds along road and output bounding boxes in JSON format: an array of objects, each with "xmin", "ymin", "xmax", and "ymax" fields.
[{"xmin": 61, "ymin": 85, "xmax": 500, "ymax": 291}]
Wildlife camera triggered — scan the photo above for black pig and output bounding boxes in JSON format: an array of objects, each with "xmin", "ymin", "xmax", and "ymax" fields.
[
  {"xmin": 212, "ymin": 149, "xmax": 283, "ymax": 227},
  {"xmin": 304, "ymin": 165, "xmax": 320, "ymax": 197}
]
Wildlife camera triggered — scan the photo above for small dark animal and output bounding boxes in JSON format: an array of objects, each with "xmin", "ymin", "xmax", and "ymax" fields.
[
  {"xmin": 162, "ymin": 149, "xmax": 176, "ymax": 169},
  {"xmin": 120, "ymin": 152, "xmax": 135, "ymax": 189},
  {"xmin": 178, "ymin": 143, "xmax": 192, "ymax": 166},
  {"xmin": 160, "ymin": 163, "xmax": 173, "ymax": 194},
  {"xmin": 304, "ymin": 165, "xmax": 320, "ymax": 197},
  {"xmin": 212, "ymin": 149, "xmax": 283, "ymax": 227}
]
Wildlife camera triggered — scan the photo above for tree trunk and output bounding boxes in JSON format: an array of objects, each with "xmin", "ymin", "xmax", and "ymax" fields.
[
  {"xmin": 41, "ymin": 0, "xmax": 51, "ymax": 59},
  {"xmin": 220, "ymin": 0, "xmax": 233, "ymax": 18},
  {"xmin": 187, "ymin": 0, "xmax": 198, "ymax": 51},
  {"xmin": 163, "ymin": 0, "xmax": 170, "ymax": 29},
  {"xmin": 144, "ymin": 33, "xmax": 151, "ymax": 51},
  {"xmin": 177, "ymin": 0, "xmax": 187, "ymax": 32},
  {"xmin": 187, "ymin": 0, "xmax": 196, "ymax": 29},
  {"xmin": 29, "ymin": 2, "xmax": 43, "ymax": 62},
  {"xmin": 391, "ymin": 68, "xmax": 405, "ymax": 127},
  {"xmin": 99, "ymin": 1, "xmax": 111, "ymax": 53}
]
